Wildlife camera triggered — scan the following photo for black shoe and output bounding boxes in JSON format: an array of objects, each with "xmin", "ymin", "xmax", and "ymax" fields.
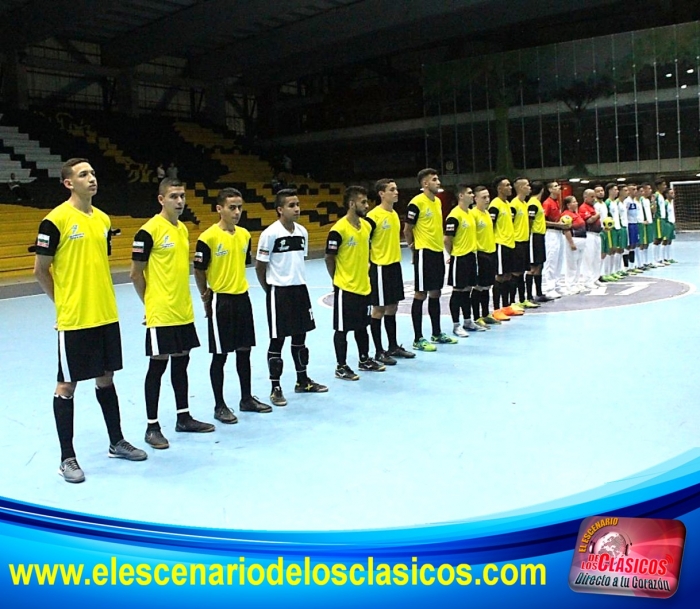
[
  {"xmin": 214, "ymin": 404, "xmax": 238, "ymax": 424},
  {"xmin": 388, "ymin": 345, "xmax": 416, "ymax": 359},
  {"xmin": 294, "ymin": 379, "xmax": 329, "ymax": 393},
  {"xmin": 335, "ymin": 365, "xmax": 360, "ymax": 381},
  {"xmin": 175, "ymin": 417, "xmax": 216, "ymax": 433},
  {"xmin": 376, "ymin": 350, "xmax": 397, "ymax": 366},
  {"xmin": 144, "ymin": 428, "xmax": 170, "ymax": 449},
  {"xmin": 239, "ymin": 395, "xmax": 273, "ymax": 413},
  {"xmin": 358, "ymin": 357, "xmax": 386, "ymax": 372},
  {"xmin": 535, "ymin": 295, "xmax": 553, "ymax": 303},
  {"xmin": 270, "ymin": 387, "xmax": 288, "ymax": 406}
]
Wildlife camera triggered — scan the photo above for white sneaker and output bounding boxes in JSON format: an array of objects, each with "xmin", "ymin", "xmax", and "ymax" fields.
[
  {"xmin": 544, "ymin": 290, "xmax": 561, "ymax": 299},
  {"xmin": 453, "ymin": 323, "xmax": 469, "ymax": 338},
  {"xmin": 463, "ymin": 319, "xmax": 486, "ymax": 332}
]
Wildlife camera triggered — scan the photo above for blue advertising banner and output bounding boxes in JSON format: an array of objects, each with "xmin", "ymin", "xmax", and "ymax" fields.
[{"xmin": 2, "ymin": 453, "xmax": 700, "ymax": 607}]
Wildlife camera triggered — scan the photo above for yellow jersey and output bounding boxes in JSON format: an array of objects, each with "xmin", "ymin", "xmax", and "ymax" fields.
[
  {"xmin": 489, "ymin": 197, "xmax": 515, "ymax": 248},
  {"xmin": 367, "ymin": 205, "xmax": 402, "ymax": 266},
  {"xmin": 471, "ymin": 207, "xmax": 496, "ymax": 253},
  {"xmin": 406, "ymin": 192, "xmax": 443, "ymax": 252},
  {"xmin": 528, "ymin": 197, "xmax": 546, "ymax": 235},
  {"xmin": 132, "ymin": 214, "xmax": 194, "ymax": 328},
  {"xmin": 444, "ymin": 205, "xmax": 477, "ymax": 257},
  {"xmin": 325, "ymin": 216, "xmax": 372, "ymax": 295},
  {"xmin": 36, "ymin": 201, "xmax": 118, "ymax": 331},
  {"xmin": 510, "ymin": 197, "xmax": 530, "ymax": 242},
  {"xmin": 194, "ymin": 224, "xmax": 251, "ymax": 295}
]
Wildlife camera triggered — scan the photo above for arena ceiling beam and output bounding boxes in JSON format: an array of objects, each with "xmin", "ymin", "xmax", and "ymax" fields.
[
  {"xmin": 188, "ymin": 0, "xmax": 620, "ymax": 86},
  {"xmin": 0, "ymin": 1, "xmax": 114, "ymax": 52},
  {"xmin": 100, "ymin": 0, "xmax": 332, "ymax": 68}
]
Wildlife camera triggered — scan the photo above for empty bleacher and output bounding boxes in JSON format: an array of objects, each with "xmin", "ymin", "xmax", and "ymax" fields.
[{"xmin": 0, "ymin": 110, "xmax": 346, "ymax": 279}]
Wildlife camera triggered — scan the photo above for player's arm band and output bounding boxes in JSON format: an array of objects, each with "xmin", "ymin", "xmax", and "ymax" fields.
[
  {"xmin": 36, "ymin": 219, "xmax": 60, "ymax": 256},
  {"xmin": 405, "ymin": 204, "xmax": 420, "ymax": 225}
]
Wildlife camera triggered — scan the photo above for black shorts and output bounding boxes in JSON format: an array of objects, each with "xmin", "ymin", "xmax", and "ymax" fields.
[
  {"xmin": 370, "ymin": 262, "xmax": 405, "ymax": 306},
  {"xmin": 495, "ymin": 243, "xmax": 514, "ymax": 275},
  {"xmin": 447, "ymin": 252, "xmax": 477, "ymax": 289},
  {"xmin": 413, "ymin": 248, "xmax": 445, "ymax": 292},
  {"xmin": 146, "ymin": 322, "xmax": 200, "ymax": 357},
  {"xmin": 267, "ymin": 284, "xmax": 316, "ymax": 339},
  {"xmin": 476, "ymin": 251, "xmax": 496, "ymax": 288},
  {"xmin": 529, "ymin": 233, "xmax": 546, "ymax": 266},
  {"xmin": 58, "ymin": 322, "xmax": 123, "ymax": 383},
  {"xmin": 333, "ymin": 287, "xmax": 370, "ymax": 331},
  {"xmin": 208, "ymin": 292, "xmax": 255, "ymax": 353},
  {"xmin": 512, "ymin": 241, "xmax": 529, "ymax": 273}
]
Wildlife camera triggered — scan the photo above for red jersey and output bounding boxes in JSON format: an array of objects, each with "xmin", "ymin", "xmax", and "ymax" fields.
[
  {"xmin": 542, "ymin": 197, "xmax": 562, "ymax": 222},
  {"xmin": 578, "ymin": 202, "xmax": 601, "ymax": 232}
]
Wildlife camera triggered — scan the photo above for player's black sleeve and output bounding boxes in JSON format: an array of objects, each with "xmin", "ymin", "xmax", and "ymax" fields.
[
  {"xmin": 444, "ymin": 216, "xmax": 459, "ymax": 236},
  {"xmin": 131, "ymin": 229, "xmax": 154, "ymax": 262},
  {"xmin": 510, "ymin": 205, "xmax": 517, "ymax": 220},
  {"xmin": 405, "ymin": 203, "xmax": 420, "ymax": 225},
  {"xmin": 35, "ymin": 219, "xmax": 60, "ymax": 256},
  {"xmin": 488, "ymin": 206, "xmax": 499, "ymax": 224},
  {"xmin": 527, "ymin": 203, "xmax": 538, "ymax": 219},
  {"xmin": 193, "ymin": 240, "xmax": 211, "ymax": 270},
  {"xmin": 245, "ymin": 239, "xmax": 252, "ymax": 266},
  {"xmin": 365, "ymin": 216, "xmax": 376, "ymax": 238},
  {"xmin": 325, "ymin": 230, "xmax": 343, "ymax": 255}
]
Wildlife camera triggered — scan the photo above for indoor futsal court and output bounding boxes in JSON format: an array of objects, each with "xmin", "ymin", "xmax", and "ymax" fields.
[{"xmin": 1, "ymin": 238, "xmax": 699, "ymax": 532}]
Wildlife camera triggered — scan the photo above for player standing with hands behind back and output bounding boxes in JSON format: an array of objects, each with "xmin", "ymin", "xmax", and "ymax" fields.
[{"xmin": 35, "ymin": 158, "xmax": 147, "ymax": 483}]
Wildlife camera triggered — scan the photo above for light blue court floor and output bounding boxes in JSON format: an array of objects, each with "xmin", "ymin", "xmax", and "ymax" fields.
[{"xmin": 1, "ymin": 238, "xmax": 699, "ymax": 532}]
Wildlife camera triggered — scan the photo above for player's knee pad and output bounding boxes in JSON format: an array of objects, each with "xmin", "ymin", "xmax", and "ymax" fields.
[
  {"xmin": 268, "ymin": 356, "xmax": 283, "ymax": 378},
  {"xmin": 298, "ymin": 346, "xmax": 309, "ymax": 367}
]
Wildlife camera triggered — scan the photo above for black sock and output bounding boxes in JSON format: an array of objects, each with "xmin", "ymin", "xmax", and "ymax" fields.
[
  {"xmin": 428, "ymin": 297, "xmax": 441, "ymax": 336},
  {"xmin": 290, "ymin": 333, "xmax": 308, "ymax": 384},
  {"xmin": 384, "ymin": 314, "xmax": 398, "ymax": 351},
  {"xmin": 334, "ymin": 331, "xmax": 348, "ymax": 366},
  {"xmin": 370, "ymin": 317, "xmax": 384, "ymax": 353},
  {"xmin": 623, "ymin": 253, "xmax": 629, "ymax": 268},
  {"xmin": 502, "ymin": 280, "xmax": 511, "ymax": 307},
  {"xmin": 95, "ymin": 384, "xmax": 123, "ymax": 446},
  {"xmin": 471, "ymin": 290, "xmax": 481, "ymax": 320},
  {"xmin": 449, "ymin": 292, "xmax": 461, "ymax": 323},
  {"xmin": 53, "ymin": 394, "xmax": 75, "ymax": 461},
  {"xmin": 145, "ymin": 358, "xmax": 168, "ymax": 430},
  {"xmin": 492, "ymin": 282, "xmax": 501, "ymax": 310},
  {"xmin": 526, "ymin": 274, "xmax": 534, "ymax": 301},
  {"xmin": 481, "ymin": 289, "xmax": 490, "ymax": 318},
  {"xmin": 171, "ymin": 355, "xmax": 191, "ymax": 423},
  {"xmin": 629, "ymin": 250, "xmax": 636, "ymax": 264},
  {"xmin": 267, "ymin": 337, "xmax": 284, "ymax": 390},
  {"xmin": 509, "ymin": 278, "xmax": 518, "ymax": 304},
  {"xmin": 534, "ymin": 274, "xmax": 543, "ymax": 297},
  {"xmin": 210, "ymin": 353, "xmax": 227, "ymax": 406},
  {"xmin": 461, "ymin": 289, "xmax": 472, "ymax": 321},
  {"xmin": 411, "ymin": 298, "xmax": 424, "ymax": 342},
  {"xmin": 355, "ymin": 328, "xmax": 370, "ymax": 361},
  {"xmin": 236, "ymin": 349, "xmax": 252, "ymax": 400},
  {"xmin": 517, "ymin": 275, "xmax": 526, "ymax": 302}
]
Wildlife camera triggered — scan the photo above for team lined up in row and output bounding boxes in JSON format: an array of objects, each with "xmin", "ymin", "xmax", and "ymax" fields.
[
  {"xmin": 536, "ymin": 179, "xmax": 678, "ymax": 299},
  {"xmin": 36, "ymin": 160, "xmax": 333, "ymax": 483},
  {"xmin": 34, "ymin": 158, "xmax": 679, "ymax": 483}
]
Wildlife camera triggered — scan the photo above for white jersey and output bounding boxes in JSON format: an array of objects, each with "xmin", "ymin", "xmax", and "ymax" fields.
[
  {"xmin": 655, "ymin": 193, "xmax": 667, "ymax": 219},
  {"xmin": 618, "ymin": 198, "xmax": 629, "ymax": 227},
  {"xmin": 667, "ymin": 200, "xmax": 676, "ymax": 224},
  {"xmin": 640, "ymin": 197, "xmax": 653, "ymax": 224},
  {"xmin": 256, "ymin": 220, "xmax": 308, "ymax": 286},
  {"xmin": 608, "ymin": 199, "xmax": 621, "ymax": 230},
  {"xmin": 625, "ymin": 197, "xmax": 640, "ymax": 224},
  {"xmin": 594, "ymin": 201, "xmax": 608, "ymax": 221}
]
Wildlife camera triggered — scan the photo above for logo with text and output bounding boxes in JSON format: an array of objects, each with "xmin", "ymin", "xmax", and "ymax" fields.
[{"xmin": 569, "ymin": 516, "xmax": 685, "ymax": 599}]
